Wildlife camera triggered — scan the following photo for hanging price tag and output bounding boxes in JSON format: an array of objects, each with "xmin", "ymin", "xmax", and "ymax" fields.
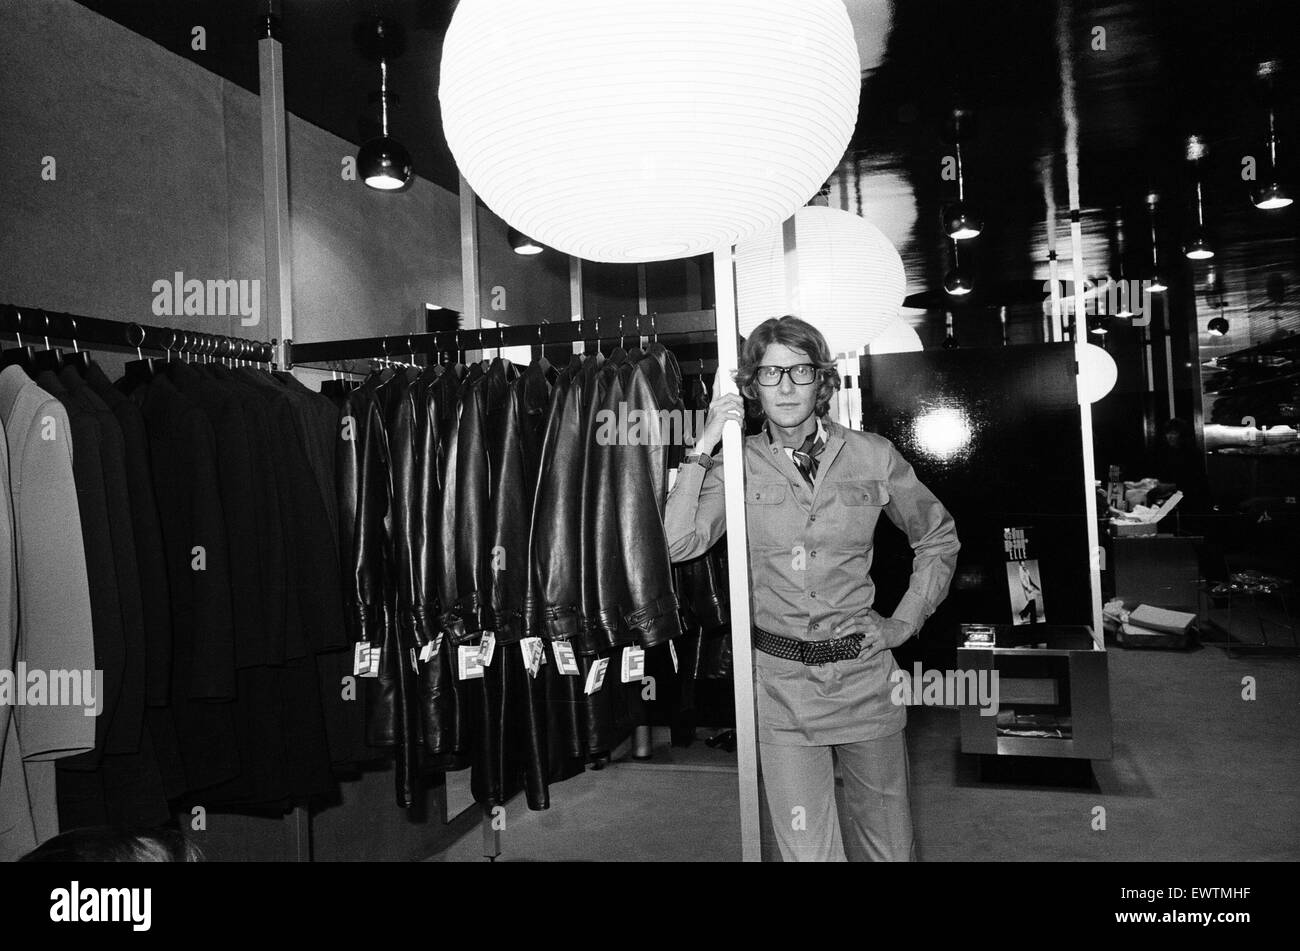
[
  {"xmin": 667, "ymin": 466, "xmax": 679, "ymax": 493},
  {"xmin": 419, "ymin": 634, "xmax": 444, "ymax": 664},
  {"xmin": 552, "ymin": 641, "xmax": 580, "ymax": 676},
  {"xmin": 353, "ymin": 642, "xmax": 381, "ymax": 678},
  {"xmin": 478, "ymin": 631, "xmax": 497, "ymax": 667},
  {"xmin": 620, "ymin": 645, "xmax": 646, "ymax": 683},
  {"xmin": 669, "ymin": 640, "xmax": 679, "ymax": 673},
  {"xmin": 520, "ymin": 637, "xmax": 544, "ymax": 678},
  {"xmin": 457, "ymin": 645, "xmax": 485, "ymax": 680},
  {"xmin": 584, "ymin": 657, "xmax": 609, "ymax": 695}
]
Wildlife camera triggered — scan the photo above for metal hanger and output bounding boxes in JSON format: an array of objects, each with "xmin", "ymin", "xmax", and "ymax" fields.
[
  {"xmin": 124, "ymin": 323, "xmax": 160, "ymax": 382},
  {"xmin": 66, "ymin": 316, "xmax": 92, "ymax": 376},
  {"xmin": 31, "ymin": 310, "xmax": 67, "ymax": 374},
  {"xmin": 1, "ymin": 308, "xmax": 36, "ymax": 370}
]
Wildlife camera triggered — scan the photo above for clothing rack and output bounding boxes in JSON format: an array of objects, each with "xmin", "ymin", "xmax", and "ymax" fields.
[
  {"xmin": 1, "ymin": 299, "xmax": 306, "ymax": 858},
  {"xmin": 285, "ymin": 310, "xmax": 726, "ymax": 369},
  {"xmin": 0, "ymin": 303, "xmax": 276, "ymax": 364},
  {"xmin": 295, "ymin": 306, "xmax": 735, "ymax": 859}
]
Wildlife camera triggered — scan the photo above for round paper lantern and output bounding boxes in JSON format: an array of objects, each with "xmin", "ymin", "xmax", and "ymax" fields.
[
  {"xmin": 439, "ymin": 0, "xmax": 861, "ymax": 263},
  {"xmin": 867, "ymin": 317, "xmax": 923, "ymax": 354},
  {"xmin": 1076, "ymin": 343, "xmax": 1118, "ymax": 404},
  {"xmin": 735, "ymin": 206, "xmax": 906, "ymax": 356}
]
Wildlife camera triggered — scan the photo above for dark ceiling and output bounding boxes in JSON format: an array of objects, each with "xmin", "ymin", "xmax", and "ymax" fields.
[{"xmin": 73, "ymin": 0, "xmax": 1300, "ymax": 342}]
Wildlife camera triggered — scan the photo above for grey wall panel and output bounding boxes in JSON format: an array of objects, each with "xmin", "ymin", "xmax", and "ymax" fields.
[
  {"xmin": 285, "ymin": 116, "xmax": 462, "ymax": 344},
  {"xmin": 0, "ymin": 0, "xmax": 234, "ymax": 334}
]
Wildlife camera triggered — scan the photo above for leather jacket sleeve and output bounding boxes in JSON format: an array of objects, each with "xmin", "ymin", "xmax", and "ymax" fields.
[
  {"xmin": 612, "ymin": 351, "xmax": 682, "ymax": 648},
  {"xmin": 582, "ymin": 359, "xmax": 622, "ymax": 651},
  {"xmin": 436, "ymin": 374, "xmax": 471, "ymax": 646},
  {"xmin": 337, "ymin": 386, "xmax": 390, "ymax": 650},
  {"xmin": 528, "ymin": 368, "xmax": 584, "ymax": 644},
  {"xmin": 454, "ymin": 372, "xmax": 492, "ymax": 637},
  {"xmin": 381, "ymin": 373, "xmax": 423, "ymax": 805},
  {"xmin": 487, "ymin": 378, "xmax": 532, "ymax": 644}
]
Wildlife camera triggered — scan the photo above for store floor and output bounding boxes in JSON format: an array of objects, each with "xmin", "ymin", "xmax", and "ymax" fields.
[{"xmin": 426, "ymin": 644, "xmax": 1300, "ymax": 861}]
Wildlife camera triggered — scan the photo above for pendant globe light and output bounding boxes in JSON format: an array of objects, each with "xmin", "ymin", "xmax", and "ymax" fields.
[
  {"xmin": 734, "ymin": 206, "xmax": 906, "ymax": 357},
  {"xmin": 357, "ymin": 18, "xmax": 413, "ymax": 191},
  {"xmin": 1076, "ymin": 342, "xmax": 1118, "ymax": 404},
  {"xmin": 866, "ymin": 317, "xmax": 924, "ymax": 355},
  {"xmin": 439, "ymin": 0, "xmax": 861, "ymax": 263}
]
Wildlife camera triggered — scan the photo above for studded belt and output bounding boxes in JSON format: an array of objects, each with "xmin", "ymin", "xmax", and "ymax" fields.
[{"xmin": 752, "ymin": 626, "xmax": 863, "ymax": 665}]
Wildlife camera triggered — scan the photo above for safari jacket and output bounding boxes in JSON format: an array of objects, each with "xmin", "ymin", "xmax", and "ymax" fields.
[{"xmin": 664, "ymin": 415, "xmax": 960, "ymax": 745}]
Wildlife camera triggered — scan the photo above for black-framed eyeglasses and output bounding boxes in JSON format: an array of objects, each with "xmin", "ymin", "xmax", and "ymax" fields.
[{"xmin": 754, "ymin": 364, "xmax": 817, "ymax": 386}]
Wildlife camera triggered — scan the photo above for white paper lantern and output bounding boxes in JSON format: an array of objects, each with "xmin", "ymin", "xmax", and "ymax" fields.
[
  {"xmin": 439, "ymin": 0, "xmax": 861, "ymax": 263},
  {"xmin": 735, "ymin": 206, "xmax": 905, "ymax": 356},
  {"xmin": 867, "ymin": 317, "xmax": 923, "ymax": 354},
  {"xmin": 1076, "ymin": 343, "xmax": 1118, "ymax": 404}
]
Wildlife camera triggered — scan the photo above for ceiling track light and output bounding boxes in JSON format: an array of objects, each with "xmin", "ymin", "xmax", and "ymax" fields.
[
  {"xmin": 942, "ymin": 109, "xmax": 982, "ymax": 241},
  {"xmin": 509, "ymin": 227, "xmax": 544, "ymax": 255},
  {"xmin": 1145, "ymin": 192, "xmax": 1167, "ymax": 292},
  {"xmin": 357, "ymin": 18, "xmax": 413, "ymax": 192},
  {"xmin": 1252, "ymin": 60, "xmax": 1292, "ymax": 210},
  {"xmin": 1183, "ymin": 136, "xmax": 1215, "ymax": 260}
]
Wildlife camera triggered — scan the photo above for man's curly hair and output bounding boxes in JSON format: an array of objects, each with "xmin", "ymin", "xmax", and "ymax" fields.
[{"xmin": 736, "ymin": 315, "xmax": 842, "ymax": 419}]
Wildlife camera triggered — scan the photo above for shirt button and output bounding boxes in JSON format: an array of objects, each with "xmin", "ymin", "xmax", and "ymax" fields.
[
  {"xmin": 812, "ymin": 623, "xmax": 820, "ymax": 630},
  {"xmin": 810, "ymin": 516, "xmax": 817, "ymax": 523},
  {"xmin": 810, "ymin": 592, "xmax": 816, "ymax": 599},
  {"xmin": 810, "ymin": 551, "xmax": 817, "ymax": 558}
]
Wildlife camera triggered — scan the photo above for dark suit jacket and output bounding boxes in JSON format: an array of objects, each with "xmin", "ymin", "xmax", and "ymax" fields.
[{"xmin": 38, "ymin": 370, "xmax": 125, "ymax": 770}]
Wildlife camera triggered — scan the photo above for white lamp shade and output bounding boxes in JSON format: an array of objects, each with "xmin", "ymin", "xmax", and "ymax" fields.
[
  {"xmin": 1076, "ymin": 342, "xmax": 1118, "ymax": 404},
  {"xmin": 439, "ymin": 0, "xmax": 861, "ymax": 263},
  {"xmin": 735, "ymin": 206, "xmax": 905, "ymax": 356},
  {"xmin": 867, "ymin": 317, "xmax": 923, "ymax": 354}
]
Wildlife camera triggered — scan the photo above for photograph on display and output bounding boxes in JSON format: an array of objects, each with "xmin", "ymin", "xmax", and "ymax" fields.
[{"xmin": 1003, "ymin": 526, "xmax": 1047, "ymax": 625}]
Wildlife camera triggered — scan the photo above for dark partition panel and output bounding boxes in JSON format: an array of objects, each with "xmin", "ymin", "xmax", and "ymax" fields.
[{"xmin": 860, "ymin": 344, "xmax": 1092, "ymax": 643}]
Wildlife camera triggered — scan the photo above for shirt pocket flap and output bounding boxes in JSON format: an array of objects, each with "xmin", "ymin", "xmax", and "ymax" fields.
[
  {"xmin": 838, "ymin": 480, "xmax": 890, "ymax": 506},
  {"xmin": 749, "ymin": 483, "xmax": 787, "ymax": 504}
]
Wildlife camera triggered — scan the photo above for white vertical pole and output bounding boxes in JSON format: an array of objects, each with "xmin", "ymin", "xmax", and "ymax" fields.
[
  {"xmin": 460, "ymin": 174, "xmax": 482, "ymax": 362},
  {"xmin": 260, "ymin": 13, "xmax": 307, "ymax": 859},
  {"xmin": 713, "ymin": 247, "xmax": 761, "ymax": 862},
  {"xmin": 258, "ymin": 28, "xmax": 293, "ymax": 364},
  {"xmin": 1071, "ymin": 212, "xmax": 1105, "ymax": 643},
  {"xmin": 570, "ymin": 255, "xmax": 585, "ymax": 354}
]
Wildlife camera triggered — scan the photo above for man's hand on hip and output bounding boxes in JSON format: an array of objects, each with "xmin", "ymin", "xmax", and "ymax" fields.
[{"xmin": 832, "ymin": 611, "xmax": 914, "ymax": 660}]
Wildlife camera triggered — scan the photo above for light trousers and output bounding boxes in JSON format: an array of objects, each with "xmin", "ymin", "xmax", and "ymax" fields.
[{"xmin": 759, "ymin": 729, "xmax": 916, "ymax": 862}]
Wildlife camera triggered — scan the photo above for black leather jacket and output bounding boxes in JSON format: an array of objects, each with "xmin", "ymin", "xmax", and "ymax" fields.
[
  {"xmin": 338, "ymin": 378, "xmax": 393, "ymax": 661},
  {"xmin": 608, "ymin": 344, "xmax": 684, "ymax": 649},
  {"xmin": 383, "ymin": 370, "xmax": 424, "ymax": 806},
  {"xmin": 528, "ymin": 357, "xmax": 585, "ymax": 644}
]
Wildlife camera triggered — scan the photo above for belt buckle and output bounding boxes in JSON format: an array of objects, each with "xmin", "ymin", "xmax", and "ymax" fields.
[{"xmin": 799, "ymin": 640, "xmax": 819, "ymax": 665}]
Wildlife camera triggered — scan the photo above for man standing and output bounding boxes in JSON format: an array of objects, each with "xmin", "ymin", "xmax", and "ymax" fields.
[{"xmin": 665, "ymin": 315, "xmax": 960, "ymax": 861}]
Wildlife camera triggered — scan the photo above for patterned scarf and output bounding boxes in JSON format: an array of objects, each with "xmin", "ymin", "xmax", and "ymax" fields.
[{"xmin": 789, "ymin": 429, "xmax": 826, "ymax": 487}]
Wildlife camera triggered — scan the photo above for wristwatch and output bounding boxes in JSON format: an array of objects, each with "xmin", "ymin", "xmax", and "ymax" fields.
[{"xmin": 683, "ymin": 452, "xmax": 716, "ymax": 471}]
